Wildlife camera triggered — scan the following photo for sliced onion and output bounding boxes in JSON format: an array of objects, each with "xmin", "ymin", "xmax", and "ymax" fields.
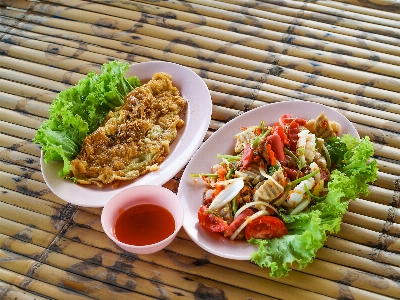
[
  {"xmin": 234, "ymin": 201, "xmax": 278, "ymax": 219},
  {"xmin": 208, "ymin": 178, "xmax": 244, "ymax": 210},
  {"xmin": 212, "ymin": 177, "xmax": 242, "ymax": 188},
  {"xmin": 230, "ymin": 210, "xmax": 270, "ymax": 240}
]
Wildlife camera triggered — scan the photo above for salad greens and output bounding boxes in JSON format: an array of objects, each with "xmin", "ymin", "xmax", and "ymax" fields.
[
  {"xmin": 34, "ymin": 61, "xmax": 141, "ymax": 177},
  {"xmin": 249, "ymin": 134, "xmax": 378, "ymax": 277}
]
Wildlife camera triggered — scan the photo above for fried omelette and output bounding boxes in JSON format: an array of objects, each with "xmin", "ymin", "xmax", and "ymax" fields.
[{"xmin": 70, "ymin": 72, "xmax": 187, "ymax": 187}]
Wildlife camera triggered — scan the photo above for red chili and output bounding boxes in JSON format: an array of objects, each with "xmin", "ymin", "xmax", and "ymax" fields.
[
  {"xmin": 287, "ymin": 120, "xmax": 300, "ymax": 152},
  {"xmin": 240, "ymin": 144, "xmax": 253, "ymax": 170},
  {"xmin": 272, "ymin": 123, "xmax": 289, "ymax": 145},
  {"xmin": 267, "ymin": 133, "xmax": 285, "ymax": 163}
]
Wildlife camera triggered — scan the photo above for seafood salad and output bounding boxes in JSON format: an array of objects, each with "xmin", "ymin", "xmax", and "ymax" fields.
[{"xmin": 191, "ymin": 112, "xmax": 378, "ymax": 277}]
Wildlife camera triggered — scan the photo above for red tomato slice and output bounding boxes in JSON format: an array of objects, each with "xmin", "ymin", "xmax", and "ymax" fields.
[
  {"xmin": 225, "ymin": 209, "xmax": 254, "ymax": 237},
  {"xmin": 240, "ymin": 143, "xmax": 253, "ymax": 169},
  {"xmin": 267, "ymin": 133, "xmax": 285, "ymax": 163},
  {"xmin": 245, "ymin": 216, "xmax": 288, "ymax": 240},
  {"xmin": 198, "ymin": 205, "xmax": 228, "ymax": 233}
]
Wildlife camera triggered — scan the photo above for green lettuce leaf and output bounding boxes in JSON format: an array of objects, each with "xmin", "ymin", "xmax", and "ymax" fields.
[
  {"xmin": 33, "ymin": 60, "xmax": 141, "ymax": 177},
  {"xmin": 249, "ymin": 135, "xmax": 378, "ymax": 277}
]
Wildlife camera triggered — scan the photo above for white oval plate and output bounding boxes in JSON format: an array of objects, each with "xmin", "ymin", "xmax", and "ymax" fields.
[
  {"xmin": 177, "ymin": 101, "xmax": 358, "ymax": 260},
  {"xmin": 41, "ymin": 61, "xmax": 212, "ymax": 207}
]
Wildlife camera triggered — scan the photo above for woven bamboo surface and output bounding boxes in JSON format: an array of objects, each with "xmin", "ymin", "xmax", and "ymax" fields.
[{"xmin": 0, "ymin": 0, "xmax": 399, "ymax": 299}]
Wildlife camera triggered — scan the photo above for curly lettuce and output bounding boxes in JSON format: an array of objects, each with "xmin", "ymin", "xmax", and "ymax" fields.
[
  {"xmin": 33, "ymin": 60, "xmax": 141, "ymax": 177},
  {"xmin": 249, "ymin": 135, "xmax": 378, "ymax": 277}
]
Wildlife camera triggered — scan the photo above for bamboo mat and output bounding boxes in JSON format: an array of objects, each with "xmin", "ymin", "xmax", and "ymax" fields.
[{"xmin": 0, "ymin": 0, "xmax": 399, "ymax": 299}]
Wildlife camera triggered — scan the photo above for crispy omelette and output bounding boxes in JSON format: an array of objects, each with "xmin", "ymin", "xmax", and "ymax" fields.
[{"xmin": 70, "ymin": 72, "xmax": 187, "ymax": 187}]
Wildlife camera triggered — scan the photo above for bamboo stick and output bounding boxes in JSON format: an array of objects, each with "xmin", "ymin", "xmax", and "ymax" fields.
[
  {"xmin": 0, "ymin": 78, "xmax": 57, "ymax": 104},
  {"xmin": 0, "ymin": 67, "xmax": 70, "ymax": 92},
  {"xmin": 45, "ymin": 239, "xmax": 275, "ymax": 300},
  {"xmin": 0, "ymin": 133, "xmax": 40, "ymax": 157},
  {"xmin": 364, "ymin": 185, "xmax": 399, "ymax": 207},
  {"xmin": 0, "ymin": 217, "xmax": 320, "ymax": 300},
  {"xmin": 348, "ymin": 198, "xmax": 400, "ymax": 223},
  {"xmin": 315, "ymin": 0, "xmax": 400, "ymax": 22},
  {"xmin": 374, "ymin": 171, "xmax": 400, "ymax": 191},
  {"xmin": 298, "ymin": 257, "xmax": 400, "ymax": 299},
  {"xmin": 28, "ymin": 1, "xmax": 400, "ymax": 93},
  {"xmin": 90, "ymin": 0, "xmax": 400, "ymax": 69},
  {"xmin": 0, "ymin": 279, "xmax": 49, "ymax": 300},
  {"xmin": 0, "ymin": 201, "xmax": 66, "ymax": 235},
  {"xmin": 373, "ymin": 143, "xmax": 400, "ymax": 162},
  {"xmin": 279, "ymin": 1, "xmax": 400, "ymax": 37},
  {"xmin": 0, "ymin": 248, "xmax": 154, "ymax": 300},
  {"xmin": 3, "ymin": 22, "xmax": 400, "ymax": 129},
  {"xmin": 335, "ymin": 0, "xmax": 400, "ymax": 14},
  {"xmin": 3, "ymin": 12, "xmax": 400, "ymax": 126},
  {"xmin": 3, "ymin": 3, "xmax": 400, "ymax": 104},
  {"xmin": 353, "ymin": 123, "xmax": 400, "ymax": 149},
  {"xmin": 316, "ymin": 246, "xmax": 400, "ymax": 281},
  {"xmin": 0, "ymin": 186, "xmax": 61, "ymax": 216},
  {"xmin": 0, "ymin": 217, "xmax": 56, "ymax": 248},
  {"xmin": 0, "ymin": 267, "xmax": 92, "ymax": 300},
  {"xmin": 0, "ymin": 92, "xmax": 49, "ymax": 119},
  {"xmin": 0, "ymin": 234, "xmax": 199, "ymax": 299},
  {"xmin": 4, "ymin": 23, "xmax": 400, "ymax": 126},
  {"xmin": 375, "ymin": 158, "xmax": 400, "ymax": 176},
  {"xmin": 311, "ymin": 1, "xmax": 400, "ymax": 26},
  {"xmin": 0, "ymin": 160, "xmax": 42, "ymax": 183},
  {"xmin": 167, "ymin": 237, "xmax": 395, "ymax": 300},
  {"xmin": 193, "ymin": 0, "xmax": 400, "ymax": 47},
  {"xmin": 0, "ymin": 120, "xmax": 36, "ymax": 139},
  {"xmin": 0, "ymin": 147, "xmax": 40, "ymax": 171},
  {"xmin": 324, "ymin": 236, "xmax": 400, "ymax": 267},
  {"xmin": 0, "ymin": 170, "xmax": 63, "ymax": 204},
  {"xmin": 343, "ymin": 211, "xmax": 400, "ymax": 237},
  {"xmin": 66, "ymin": 204, "xmax": 400, "ymax": 300},
  {"xmin": 332, "ymin": 223, "xmax": 400, "ymax": 253},
  {"xmin": 59, "ymin": 226, "xmax": 334, "ymax": 299}
]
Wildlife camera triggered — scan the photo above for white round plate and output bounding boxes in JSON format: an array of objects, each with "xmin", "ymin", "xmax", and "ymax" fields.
[
  {"xmin": 41, "ymin": 61, "xmax": 212, "ymax": 207},
  {"xmin": 177, "ymin": 100, "xmax": 358, "ymax": 260}
]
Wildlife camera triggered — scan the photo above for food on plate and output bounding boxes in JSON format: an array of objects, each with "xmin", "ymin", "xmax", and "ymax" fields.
[
  {"xmin": 34, "ymin": 60, "xmax": 187, "ymax": 188},
  {"xmin": 70, "ymin": 72, "xmax": 186, "ymax": 187},
  {"xmin": 34, "ymin": 61, "xmax": 141, "ymax": 178},
  {"xmin": 191, "ymin": 112, "xmax": 378, "ymax": 277}
]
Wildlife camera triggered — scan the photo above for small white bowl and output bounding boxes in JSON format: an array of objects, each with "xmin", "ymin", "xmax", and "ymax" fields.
[{"xmin": 101, "ymin": 185, "xmax": 184, "ymax": 254}]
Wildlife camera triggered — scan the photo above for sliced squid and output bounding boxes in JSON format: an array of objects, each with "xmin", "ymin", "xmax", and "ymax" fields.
[
  {"xmin": 296, "ymin": 129, "xmax": 316, "ymax": 166},
  {"xmin": 284, "ymin": 177, "xmax": 315, "ymax": 208},
  {"xmin": 309, "ymin": 162, "xmax": 321, "ymax": 183}
]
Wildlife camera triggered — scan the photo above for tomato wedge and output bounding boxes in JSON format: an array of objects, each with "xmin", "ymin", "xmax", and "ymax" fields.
[
  {"xmin": 245, "ymin": 216, "xmax": 288, "ymax": 240},
  {"xmin": 198, "ymin": 205, "xmax": 228, "ymax": 233}
]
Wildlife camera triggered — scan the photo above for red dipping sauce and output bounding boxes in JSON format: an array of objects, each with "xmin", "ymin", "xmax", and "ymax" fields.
[{"xmin": 114, "ymin": 203, "xmax": 175, "ymax": 246}]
